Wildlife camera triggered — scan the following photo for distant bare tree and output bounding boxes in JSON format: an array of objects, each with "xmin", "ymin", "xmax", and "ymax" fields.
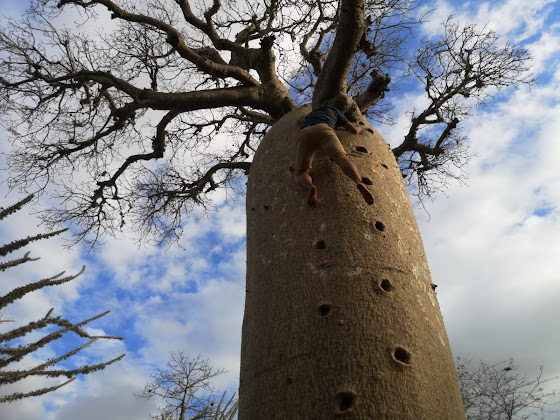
[
  {"xmin": 457, "ymin": 358, "xmax": 558, "ymax": 420},
  {"xmin": 0, "ymin": 194, "xmax": 125, "ymax": 403},
  {"xmin": 136, "ymin": 351, "xmax": 237, "ymax": 420}
]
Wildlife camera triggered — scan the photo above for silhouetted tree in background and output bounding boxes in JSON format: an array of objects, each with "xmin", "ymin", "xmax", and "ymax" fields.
[
  {"xmin": 457, "ymin": 358, "xmax": 558, "ymax": 420},
  {"xmin": 136, "ymin": 351, "xmax": 237, "ymax": 420}
]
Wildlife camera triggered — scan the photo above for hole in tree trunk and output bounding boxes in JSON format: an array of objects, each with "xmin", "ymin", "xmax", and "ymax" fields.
[
  {"xmin": 358, "ymin": 121, "xmax": 365, "ymax": 125},
  {"xmin": 335, "ymin": 391, "xmax": 356, "ymax": 413},
  {"xmin": 380, "ymin": 279, "xmax": 394, "ymax": 292},
  {"xmin": 361, "ymin": 177, "xmax": 373, "ymax": 185},
  {"xmin": 356, "ymin": 146, "xmax": 368, "ymax": 153},
  {"xmin": 314, "ymin": 240, "xmax": 326, "ymax": 249},
  {"xmin": 365, "ymin": 128, "xmax": 374, "ymax": 133},
  {"xmin": 381, "ymin": 163, "xmax": 388, "ymax": 169},
  {"xmin": 317, "ymin": 304, "xmax": 332, "ymax": 317},
  {"xmin": 393, "ymin": 347, "xmax": 412, "ymax": 365},
  {"xmin": 374, "ymin": 221, "xmax": 385, "ymax": 231}
]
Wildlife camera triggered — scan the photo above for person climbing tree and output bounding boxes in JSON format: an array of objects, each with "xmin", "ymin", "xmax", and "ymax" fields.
[{"xmin": 295, "ymin": 106, "xmax": 375, "ymax": 206}]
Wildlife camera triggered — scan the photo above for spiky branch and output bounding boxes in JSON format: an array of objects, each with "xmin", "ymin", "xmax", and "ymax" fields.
[{"xmin": 0, "ymin": 196, "xmax": 124, "ymax": 403}]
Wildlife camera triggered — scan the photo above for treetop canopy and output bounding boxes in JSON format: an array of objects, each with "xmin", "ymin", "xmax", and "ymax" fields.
[{"xmin": 0, "ymin": 0, "xmax": 532, "ymax": 246}]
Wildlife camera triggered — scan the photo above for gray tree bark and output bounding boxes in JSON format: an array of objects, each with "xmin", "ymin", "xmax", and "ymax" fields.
[{"xmin": 240, "ymin": 106, "xmax": 465, "ymax": 418}]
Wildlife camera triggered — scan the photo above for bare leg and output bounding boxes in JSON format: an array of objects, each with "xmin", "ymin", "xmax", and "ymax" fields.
[
  {"xmin": 296, "ymin": 169, "xmax": 318, "ymax": 206},
  {"xmin": 331, "ymin": 153, "xmax": 374, "ymax": 205}
]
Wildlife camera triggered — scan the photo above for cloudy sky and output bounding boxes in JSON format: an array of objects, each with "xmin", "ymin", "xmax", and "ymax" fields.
[{"xmin": 1, "ymin": 0, "xmax": 560, "ymax": 418}]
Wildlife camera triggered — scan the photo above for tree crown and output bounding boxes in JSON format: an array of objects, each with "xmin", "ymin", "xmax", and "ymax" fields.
[{"xmin": 0, "ymin": 0, "xmax": 533, "ymax": 246}]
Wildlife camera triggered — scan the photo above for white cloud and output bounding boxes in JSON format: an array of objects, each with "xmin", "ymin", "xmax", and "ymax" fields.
[
  {"xmin": 0, "ymin": 392, "xmax": 46, "ymax": 420},
  {"xmin": 136, "ymin": 277, "xmax": 245, "ymax": 389},
  {"xmin": 475, "ymin": 0, "xmax": 556, "ymax": 41},
  {"xmin": 527, "ymin": 30, "xmax": 560, "ymax": 78},
  {"xmin": 218, "ymin": 205, "xmax": 247, "ymax": 242},
  {"xmin": 420, "ymin": 0, "xmax": 557, "ymax": 41}
]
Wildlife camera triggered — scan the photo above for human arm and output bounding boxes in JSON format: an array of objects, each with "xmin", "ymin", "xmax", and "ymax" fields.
[{"xmin": 343, "ymin": 122, "xmax": 362, "ymax": 134}]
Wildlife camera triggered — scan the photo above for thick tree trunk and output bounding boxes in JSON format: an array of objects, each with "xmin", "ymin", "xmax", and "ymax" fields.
[{"xmin": 240, "ymin": 106, "xmax": 465, "ymax": 419}]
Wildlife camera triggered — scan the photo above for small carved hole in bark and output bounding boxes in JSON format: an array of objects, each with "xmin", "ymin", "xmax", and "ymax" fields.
[
  {"xmin": 393, "ymin": 347, "xmax": 412, "ymax": 366},
  {"xmin": 314, "ymin": 240, "xmax": 326, "ymax": 249},
  {"xmin": 289, "ymin": 165, "xmax": 295, "ymax": 172},
  {"xmin": 362, "ymin": 177, "xmax": 373, "ymax": 185},
  {"xmin": 250, "ymin": 208, "xmax": 256, "ymax": 211},
  {"xmin": 358, "ymin": 121, "xmax": 365, "ymax": 125},
  {"xmin": 381, "ymin": 163, "xmax": 389, "ymax": 169},
  {"xmin": 356, "ymin": 146, "xmax": 368, "ymax": 153},
  {"xmin": 335, "ymin": 391, "xmax": 356, "ymax": 413},
  {"xmin": 375, "ymin": 221, "xmax": 385, "ymax": 231},
  {"xmin": 263, "ymin": 205, "xmax": 269, "ymax": 210},
  {"xmin": 287, "ymin": 377, "xmax": 293, "ymax": 384},
  {"xmin": 380, "ymin": 279, "xmax": 394, "ymax": 292},
  {"xmin": 365, "ymin": 128, "xmax": 374, "ymax": 133},
  {"xmin": 317, "ymin": 304, "xmax": 332, "ymax": 317}
]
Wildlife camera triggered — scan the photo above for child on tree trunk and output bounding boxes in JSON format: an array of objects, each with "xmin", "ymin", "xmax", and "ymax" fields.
[{"xmin": 295, "ymin": 106, "xmax": 374, "ymax": 206}]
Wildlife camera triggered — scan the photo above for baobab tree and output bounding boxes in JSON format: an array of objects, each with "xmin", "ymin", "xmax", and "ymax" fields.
[{"xmin": 0, "ymin": 0, "xmax": 532, "ymax": 417}]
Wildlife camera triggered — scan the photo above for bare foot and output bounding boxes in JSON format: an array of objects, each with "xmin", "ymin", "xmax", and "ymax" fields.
[
  {"xmin": 357, "ymin": 183, "xmax": 374, "ymax": 205},
  {"xmin": 308, "ymin": 186, "xmax": 318, "ymax": 206}
]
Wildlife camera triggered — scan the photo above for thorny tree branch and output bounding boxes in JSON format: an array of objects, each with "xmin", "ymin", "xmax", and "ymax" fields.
[{"xmin": 0, "ymin": 196, "xmax": 124, "ymax": 403}]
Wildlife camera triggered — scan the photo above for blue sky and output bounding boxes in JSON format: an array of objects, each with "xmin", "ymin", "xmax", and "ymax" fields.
[{"xmin": 2, "ymin": 0, "xmax": 560, "ymax": 419}]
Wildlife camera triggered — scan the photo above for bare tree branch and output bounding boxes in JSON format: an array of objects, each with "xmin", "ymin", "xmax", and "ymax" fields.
[
  {"xmin": 354, "ymin": 69, "xmax": 391, "ymax": 111},
  {"xmin": 0, "ymin": 377, "xmax": 76, "ymax": 403},
  {"xmin": 0, "ymin": 2, "xmax": 533, "ymax": 244},
  {"xmin": 457, "ymin": 358, "xmax": 559, "ymax": 420},
  {"xmin": 0, "ymin": 196, "xmax": 124, "ymax": 403},
  {"xmin": 393, "ymin": 17, "xmax": 533, "ymax": 199}
]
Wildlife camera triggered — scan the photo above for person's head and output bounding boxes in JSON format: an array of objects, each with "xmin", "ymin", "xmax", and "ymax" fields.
[{"xmin": 325, "ymin": 95, "xmax": 361, "ymax": 122}]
